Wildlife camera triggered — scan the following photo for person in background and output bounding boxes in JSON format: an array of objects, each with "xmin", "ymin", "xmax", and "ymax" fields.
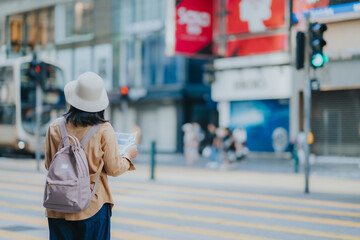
[
  {"xmin": 233, "ymin": 126, "xmax": 248, "ymax": 160},
  {"xmin": 204, "ymin": 123, "xmax": 219, "ymax": 168},
  {"xmin": 182, "ymin": 122, "xmax": 201, "ymax": 166},
  {"xmin": 221, "ymin": 128, "xmax": 236, "ymax": 170},
  {"xmin": 297, "ymin": 129, "xmax": 306, "ymax": 165},
  {"xmin": 131, "ymin": 122, "xmax": 141, "ymax": 145}
]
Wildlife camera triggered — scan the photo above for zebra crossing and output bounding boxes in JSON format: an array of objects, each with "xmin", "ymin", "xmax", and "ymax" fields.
[{"xmin": 0, "ymin": 160, "xmax": 359, "ymax": 240}]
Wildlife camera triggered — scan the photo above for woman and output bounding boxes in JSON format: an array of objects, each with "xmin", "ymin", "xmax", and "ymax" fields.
[{"xmin": 44, "ymin": 72, "xmax": 137, "ymax": 240}]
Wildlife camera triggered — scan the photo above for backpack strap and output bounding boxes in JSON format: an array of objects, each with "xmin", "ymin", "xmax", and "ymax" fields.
[
  {"xmin": 59, "ymin": 117, "xmax": 70, "ymax": 146},
  {"xmin": 80, "ymin": 123, "xmax": 102, "ymax": 198},
  {"xmin": 80, "ymin": 124, "xmax": 102, "ymax": 148},
  {"xmin": 91, "ymin": 173, "xmax": 101, "ymax": 199}
]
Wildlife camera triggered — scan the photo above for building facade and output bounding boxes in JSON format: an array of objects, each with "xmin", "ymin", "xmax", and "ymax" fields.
[
  {"xmin": 211, "ymin": 0, "xmax": 360, "ymax": 158},
  {"xmin": 292, "ymin": 16, "xmax": 360, "ymax": 157},
  {"xmin": 0, "ymin": 0, "xmax": 217, "ymax": 153},
  {"xmin": 211, "ymin": 0, "xmax": 292, "ymax": 154}
]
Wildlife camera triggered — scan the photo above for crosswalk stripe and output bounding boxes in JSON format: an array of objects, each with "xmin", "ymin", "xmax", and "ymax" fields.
[
  {"xmin": 116, "ymin": 195, "xmax": 360, "ymax": 228},
  {"xmin": 115, "ymin": 207, "xmax": 360, "ymax": 240},
  {"xmin": 114, "ymin": 181, "xmax": 360, "ymax": 210},
  {"xmin": 112, "ymin": 190, "xmax": 360, "ymax": 218},
  {"xmin": 0, "ymin": 200, "xmax": 275, "ymax": 240},
  {"xmin": 0, "ymin": 229, "xmax": 46, "ymax": 240},
  {"xmin": 1, "ymin": 179, "xmax": 360, "ymax": 226},
  {"xmin": 0, "ymin": 182, "xmax": 42, "ymax": 192},
  {"xmin": 0, "ymin": 213, "xmax": 46, "ymax": 226},
  {"xmin": 113, "ymin": 218, "xmax": 275, "ymax": 240},
  {"xmin": 1, "ymin": 169, "xmax": 360, "ymax": 210},
  {"xmin": 111, "ymin": 231, "xmax": 169, "ymax": 240},
  {"xmin": 0, "ymin": 212, "xmax": 168, "ymax": 240},
  {"xmin": 0, "ymin": 170, "xmax": 360, "ymax": 209},
  {"xmin": 1, "ymin": 190, "xmax": 360, "ymax": 240},
  {"xmin": 1, "ymin": 180, "xmax": 359, "ymax": 222}
]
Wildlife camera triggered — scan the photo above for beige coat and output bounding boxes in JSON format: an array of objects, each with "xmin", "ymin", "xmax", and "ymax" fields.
[{"xmin": 45, "ymin": 118, "xmax": 135, "ymax": 220}]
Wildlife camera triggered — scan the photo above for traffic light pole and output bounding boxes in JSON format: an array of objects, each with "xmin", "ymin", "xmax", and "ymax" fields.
[
  {"xmin": 304, "ymin": 14, "xmax": 311, "ymax": 193},
  {"xmin": 35, "ymin": 81, "xmax": 42, "ymax": 171}
]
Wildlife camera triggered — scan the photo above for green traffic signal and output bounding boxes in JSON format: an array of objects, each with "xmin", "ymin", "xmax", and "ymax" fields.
[
  {"xmin": 309, "ymin": 22, "xmax": 327, "ymax": 69},
  {"xmin": 311, "ymin": 53, "xmax": 325, "ymax": 67},
  {"xmin": 311, "ymin": 53, "xmax": 329, "ymax": 68}
]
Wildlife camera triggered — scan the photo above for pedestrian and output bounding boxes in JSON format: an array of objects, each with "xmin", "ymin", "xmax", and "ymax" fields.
[
  {"xmin": 233, "ymin": 126, "xmax": 248, "ymax": 160},
  {"xmin": 203, "ymin": 123, "xmax": 220, "ymax": 168},
  {"xmin": 221, "ymin": 128, "xmax": 236, "ymax": 170},
  {"xmin": 182, "ymin": 122, "xmax": 201, "ymax": 166},
  {"xmin": 44, "ymin": 72, "xmax": 137, "ymax": 240},
  {"xmin": 297, "ymin": 129, "xmax": 306, "ymax": 165}
]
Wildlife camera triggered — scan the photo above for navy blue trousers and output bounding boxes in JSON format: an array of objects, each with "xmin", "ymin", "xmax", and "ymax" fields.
[{"xmin": 48, "ymin": 203, "xmax": 111, "ymax": 240}]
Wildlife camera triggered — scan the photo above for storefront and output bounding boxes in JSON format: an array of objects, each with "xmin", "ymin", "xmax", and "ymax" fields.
[
  {"xmin": 292, "ymin": 1, "xmax": 360, "ymax": 157},
  {"xmin": 212, "ymin": 60, "xmax": 292, "ymax": 153},
  {"xmin": 311, "ymin": 89, "xmax": 360, "ymax": 157}
]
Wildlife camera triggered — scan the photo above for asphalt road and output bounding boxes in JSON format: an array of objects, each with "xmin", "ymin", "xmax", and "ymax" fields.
[{"xmin": 0, "ymin": 157, "xmax": 359, "ymax": 240}]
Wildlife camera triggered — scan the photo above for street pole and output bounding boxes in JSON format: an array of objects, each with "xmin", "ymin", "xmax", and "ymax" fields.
[
  {"xmin": 150, "ymin": 141, "xmax": 156, "ymax": 180},
  {"xmin": 304, "ymin": 14, "xmax": 311, "ymax": 193},
  {"xmin": 35, "ymin": 81, "xmax": 42, "ymax": 171},
  {"xmin": 219, "ymin": 0, "xmax": 227, "ymax": 56}
]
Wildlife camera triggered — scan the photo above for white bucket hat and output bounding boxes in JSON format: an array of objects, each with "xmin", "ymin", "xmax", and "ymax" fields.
[{"xmin": 64, "ymin": 72, "xmax": 109, "ymax": 112}]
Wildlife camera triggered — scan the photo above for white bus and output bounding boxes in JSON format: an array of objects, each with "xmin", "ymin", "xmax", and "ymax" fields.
[{"xmin": 0, "ymin": 56, "xmax": 66, "ymax": 156}]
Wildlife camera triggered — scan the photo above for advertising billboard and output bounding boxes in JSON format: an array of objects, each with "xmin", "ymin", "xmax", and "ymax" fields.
[
  {"xmin": 230, "ymin": 99, "xmax": 290, "ymax": 152},
  {"xmin": 293, "ymin": 0, "xmax": 360, "ymax": 22},
  {"xmin": 166, "ymin": 0, "xmax": 214, "ymax": 57},
  {"xmin": 226, "ymin": 34, "xmax": 287, "ymax": 57},
  {"xmin": 221, "ymin": 0, "xmax": 288, "ymax": 57},
  {"xmin": 226, "ymin": 0, "xmax": 286, "ymax": 34}
]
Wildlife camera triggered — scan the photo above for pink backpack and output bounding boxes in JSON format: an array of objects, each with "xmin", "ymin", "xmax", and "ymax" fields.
[{"xmin": 43, "ymin": 117, "xmax": 101, "ymax": 213}]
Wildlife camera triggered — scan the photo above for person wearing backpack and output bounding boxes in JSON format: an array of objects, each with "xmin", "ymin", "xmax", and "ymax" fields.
[{"xmin": 44, "ymin": 72, "xmax": 137, "ymax": 240}]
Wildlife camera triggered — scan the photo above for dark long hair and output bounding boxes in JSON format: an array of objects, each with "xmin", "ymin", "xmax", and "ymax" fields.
[{"xmin": 63, "ymin": 105, "xmax": 108, "ymax": 127}]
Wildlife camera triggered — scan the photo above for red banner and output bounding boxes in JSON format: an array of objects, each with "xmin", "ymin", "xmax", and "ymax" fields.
[
  {"xmin": 226, "ymin": 34, "xmax": 287, "ymax": 57},
  {"xmin": 174, "ymin": 0, "xmax": 213, "ymax": 56},
  {"xmin": 226, "ymin": 0, "xmax": 286, "ymax": 34}
]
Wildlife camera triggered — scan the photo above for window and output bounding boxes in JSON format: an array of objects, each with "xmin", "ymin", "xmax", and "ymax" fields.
[
  {"xmin": 26, "ymin": 12, "xmax": 37, "ymax": 50},
  {"xmin": 0, "ymin": 17, "xmax": 5, "ymax": 46},
  {"xmin": 115, "ymin": 0, "xmax": 183, "ymax": 88},
  {"xmin": 0, "ymin": 67, "xmax": 13, "ymax": 103},
  {"xmin": 119, "ymin": 34, "xmax": 185, "ymax": 88},
  {"xmin": 7, "ymin": 8, "xmax": 55, "ymax": 54},
  {"xmin": 0, "ymin": 66, "xmax": 15, "ymax": 125},
  {"xmin": 9, "ymin": 14, "xmax": 23, "ymax": 53},
  {"xmin": 39, "ymin": 8, "xmax": 55, "ymax": 47},
  {"xmin": 115, "ymin": 0, "xmax": 165, "ymax": 33},
  {"xmin": 65, "ymin": 1, "xmax": 93, "ymax": 37}
]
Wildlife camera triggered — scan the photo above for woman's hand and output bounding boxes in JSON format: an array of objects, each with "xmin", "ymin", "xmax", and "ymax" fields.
[{"xmin": 124, "ymin": 144, "xmax": 138, "ymax": 160}]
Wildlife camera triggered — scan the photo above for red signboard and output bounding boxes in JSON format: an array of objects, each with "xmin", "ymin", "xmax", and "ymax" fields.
[
  {"xmin": 226, "ymin": 34, "xmax": 287, "ymax": 57},
  {"xmin": 174, "ymin": 0, "xmax": 213, "ymax": 56},
  {"xmin": 226, "ymin": 0, "xmax": 286, "ymax": 34}
]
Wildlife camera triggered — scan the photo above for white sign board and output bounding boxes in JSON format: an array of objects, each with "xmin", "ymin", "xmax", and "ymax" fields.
[{"xmin": 211, "ymin": 65, "xmax": 292, "ymax": 101}]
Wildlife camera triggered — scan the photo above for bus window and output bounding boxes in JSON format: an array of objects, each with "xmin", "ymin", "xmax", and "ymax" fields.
[
  {"xmin": 0, "ymin": 66, "xmax": 16, "ymax": 125},
  {"xmin": 20, "ymin": 62, "xmax": 66, "ymax": 135}
]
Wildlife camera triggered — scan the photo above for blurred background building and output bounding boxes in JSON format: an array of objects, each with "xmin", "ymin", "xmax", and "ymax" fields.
[
  {"xmin": 0, "ymin": 0, "xmax": 217, "ymax": 153},
  {"xmin": 0, "ymin": 0, "xmax": 360, "ymax": 158}
]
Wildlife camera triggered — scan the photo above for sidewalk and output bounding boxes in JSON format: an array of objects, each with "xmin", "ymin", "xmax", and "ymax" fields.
[
  {"xmin": 134, "ymin": 152, "xmax": 360, "ymax": 180},
  {"xmin": 0, "ymin": 154, "xmax": 359, "ymax": 198}
]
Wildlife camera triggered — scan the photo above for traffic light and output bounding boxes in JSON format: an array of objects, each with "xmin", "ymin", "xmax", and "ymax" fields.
[
  {"xmin": 120, "ymin": 86, "xmax": 129, "ymax": 100},
  {"xmin": 295, "ymin": 31, "xmax": 305, "ymax": 70},
  {"xmin": 27, "ymin": 54, "xmax": 45, "ymax": 85},
  {"xmin": 309, "ymin": 23, "xmax": 327, "ymax": 68}
]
